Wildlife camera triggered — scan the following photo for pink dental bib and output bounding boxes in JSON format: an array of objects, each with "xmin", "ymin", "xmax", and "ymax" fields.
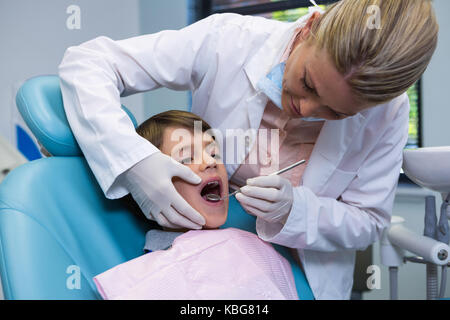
[{"xmin": 94, "ymin": 228, "xmax": 298, "ymax": 300}]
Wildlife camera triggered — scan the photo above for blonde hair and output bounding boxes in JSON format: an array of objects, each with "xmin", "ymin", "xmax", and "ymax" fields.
[{"xmin": 307, "ymin": 0, "xmax": 439, "ymax": 104}]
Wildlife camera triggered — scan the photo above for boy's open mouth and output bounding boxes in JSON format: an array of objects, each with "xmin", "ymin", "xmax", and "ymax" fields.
[{"xmin": 199, "ymin": 179, "xmax": 222, "ymax": 203}]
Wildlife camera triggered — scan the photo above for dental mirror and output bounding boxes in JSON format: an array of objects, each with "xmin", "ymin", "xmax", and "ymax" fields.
[{"xmin": 205, "ymin": 159, "xmax": 306, "ymax": 202}]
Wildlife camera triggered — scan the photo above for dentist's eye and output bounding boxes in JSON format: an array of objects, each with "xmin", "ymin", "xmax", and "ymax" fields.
[
  {"xmin": 302, "ymin": 69, "xmax": 319, "ymax": 96},
  {"xmin": 301, "ymin": 77, "xmax": 315, "ymax": 94}
]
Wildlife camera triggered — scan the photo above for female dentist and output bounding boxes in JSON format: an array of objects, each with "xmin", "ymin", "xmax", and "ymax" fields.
[{"xmin": 58, "ymin": 0, "xmax": 438, "ymax": 299}]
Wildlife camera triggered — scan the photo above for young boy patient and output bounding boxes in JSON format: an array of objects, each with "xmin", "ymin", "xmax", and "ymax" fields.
[{"xmin": 93, "ymin": 110, "xmax": 298, "ymax": 300}]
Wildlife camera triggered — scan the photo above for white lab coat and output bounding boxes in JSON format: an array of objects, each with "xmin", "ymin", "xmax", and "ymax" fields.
[{"xmin": 58, "ymin": 12, "xmax": 410, "ymax": 300}]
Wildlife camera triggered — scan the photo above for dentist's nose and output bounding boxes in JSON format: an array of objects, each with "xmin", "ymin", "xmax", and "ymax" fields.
[{"xmin": 299, "ymin": 98, "xmax": 321, "ymax": 117}]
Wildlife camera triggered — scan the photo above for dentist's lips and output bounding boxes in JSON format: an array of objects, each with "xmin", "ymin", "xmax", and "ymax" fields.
[
  {"xmin": 290, "ymin": 95, "xmax": 302, "ymax": 117},
  {"xmin": 198, "ymin": 177, "xmax": 224, "ymax": 206}
]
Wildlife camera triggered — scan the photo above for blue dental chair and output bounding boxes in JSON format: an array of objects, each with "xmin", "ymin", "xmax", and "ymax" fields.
[{"xmin": 0, "ymin": 75, "xmax": 314, "ymax": 300}]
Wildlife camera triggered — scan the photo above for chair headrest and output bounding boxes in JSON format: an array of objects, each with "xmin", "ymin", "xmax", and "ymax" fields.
[{"xmin": 15, "ymin": 75, "xmax": 137, "ymax": 157}]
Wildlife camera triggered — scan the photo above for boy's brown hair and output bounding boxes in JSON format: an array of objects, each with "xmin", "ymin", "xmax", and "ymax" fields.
[{"xmin": 136, "ymin": 110, "xmax": 212, "ymax": 148}]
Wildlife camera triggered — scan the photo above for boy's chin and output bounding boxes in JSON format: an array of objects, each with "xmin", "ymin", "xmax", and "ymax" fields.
[{"xmin": 203, "ymin": 216, "xmax": 228, "ymax": 230}]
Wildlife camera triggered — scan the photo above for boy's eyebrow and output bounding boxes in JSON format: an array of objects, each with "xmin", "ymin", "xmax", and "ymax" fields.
[
  {"xmin": 174, "ymin": 143, "xmax": 193, "ymax": 155},
  {"xmin": 173, "ymin": 139, "xmax": 216, "ymax": 154}
]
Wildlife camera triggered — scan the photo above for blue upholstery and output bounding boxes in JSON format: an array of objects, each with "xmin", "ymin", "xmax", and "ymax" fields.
[
  {"xmin": 0, "ymin": 157, "xmax": 149, "ymax": 299},
  {"xmin": 15, "ymin": 75, "xmax": 137, "ymax": 157},
  {"xmin": 0, "ymin": 75, "xmax": 313, "ymax": 299}
]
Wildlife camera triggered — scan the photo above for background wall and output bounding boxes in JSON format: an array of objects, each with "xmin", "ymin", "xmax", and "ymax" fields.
[
  {"xmin": 0, "ymin": 0, "xmax": 449, "ymax": 300},
  {"xmin": 139, "ymin": 0, "xmax": 190, "ymax": 118},
  {"xmin": 0, "ymin": 0, "xmax": 146, "ymax": 148},
  {"xmin": 364, "ymin": 0, "xmax": 450, "ymax": 299},
  {"xmin": 422, "ymin": 0, "xmax": 450, "ymax": 147}
]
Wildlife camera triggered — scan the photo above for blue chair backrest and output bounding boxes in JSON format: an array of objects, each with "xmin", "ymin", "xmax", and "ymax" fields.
[
  {"xmin": 0, "ymin": 75, "xmax": 313, "ymax": 299},
  {"xmin": 15, "ymin": 75, "xmax": 137, "ymax": 157}
]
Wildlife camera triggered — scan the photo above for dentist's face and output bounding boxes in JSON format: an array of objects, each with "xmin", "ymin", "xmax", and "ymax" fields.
[
  {"xmin": 281, "ymin": 15, "xmax": 373, "ymax": 120},
  {"xmin": 160, "ymin": 126, "xmax": 229, "ymax": 229}
]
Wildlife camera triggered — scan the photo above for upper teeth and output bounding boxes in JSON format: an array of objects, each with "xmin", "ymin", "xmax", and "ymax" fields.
[{"xmin": 207, "ymin": 181, "xmax": 219, "ymax": 188}]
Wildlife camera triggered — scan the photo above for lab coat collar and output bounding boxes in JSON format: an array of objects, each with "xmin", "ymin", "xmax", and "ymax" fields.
[
  {"xmin": 244, "ymin": 100, "xmax": 367, "ymax": 195},
  {"xmin": 302, "ymin": 112, "xmax": 367, "ymax": 194},
  {"xmin": 317, "ymin": 113, "xmax": 367, "ymax": 163},
  {"xmin": 243, "ymin": 14, "xmax": 311, "ymax": 92},
  {"xmin": 243, "ymin": 13, "xmax": 311, "ymax": 131},
  {"xmin": 243, "ymin": 13, "xmax": 367, "ymax": 193}
]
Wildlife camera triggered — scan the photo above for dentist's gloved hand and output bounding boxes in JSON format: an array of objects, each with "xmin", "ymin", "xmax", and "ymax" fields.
[
  {"xmin": 235, "ymin": 175, "xmax": 294, "ymax": 224},
  {"xmin": 122, "ymin": 152, "xmax": 205, "ymax": 229}
]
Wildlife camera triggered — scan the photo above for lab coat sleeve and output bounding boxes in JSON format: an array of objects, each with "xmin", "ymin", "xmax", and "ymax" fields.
[
  {"xmin": 256, "ymin": 98, "xmax": 410, "ymax": 252},
  {"xmin": 58, "ymin": 15, "xmax": 222, "ymax": 199}
]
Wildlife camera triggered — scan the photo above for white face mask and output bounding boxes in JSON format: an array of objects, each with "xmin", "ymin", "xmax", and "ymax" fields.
[{"xmin": 256, "ymin": 62, "xmax": 325, "ymax": 122}]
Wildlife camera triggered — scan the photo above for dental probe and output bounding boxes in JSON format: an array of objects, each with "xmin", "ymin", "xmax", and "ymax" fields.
[{"xmin": 205, "ymin": 159, "xmax": 306, "ymax": 202}]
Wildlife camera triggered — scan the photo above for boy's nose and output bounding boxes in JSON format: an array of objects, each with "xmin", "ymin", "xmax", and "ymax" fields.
[{"xmin": 200, "ymin": 152, "xmax": 217, "ymax": 171}]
